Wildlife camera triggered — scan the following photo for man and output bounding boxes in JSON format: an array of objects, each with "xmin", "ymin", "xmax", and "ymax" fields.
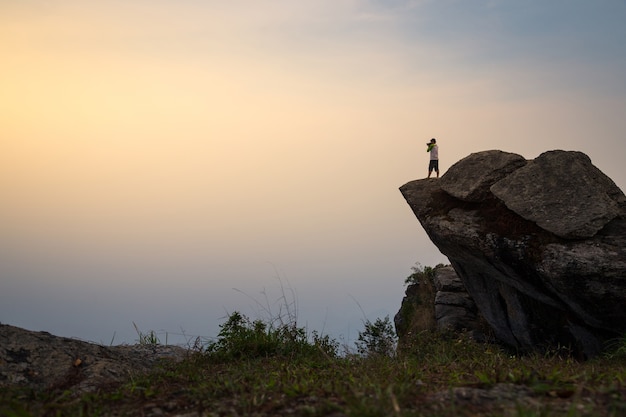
[{"xmin": 426, "ymin": 138, "xmax": 439, "ymax": 178}]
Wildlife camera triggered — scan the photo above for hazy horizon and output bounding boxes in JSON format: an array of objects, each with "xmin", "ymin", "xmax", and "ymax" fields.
[{"xmin": 2, "ymin": 0, "xmax": 625, "ymax": 346}]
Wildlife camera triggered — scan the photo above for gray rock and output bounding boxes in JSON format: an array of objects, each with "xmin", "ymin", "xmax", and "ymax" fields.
[
  {"xmin": 440, "ymin": 150, "xmax": 527, "ymax": 202},
  {"xmin": 395, "ymin": 266, "xmax": 488, "ymax": 341},
  {"xmin": 399, "ymin": 149, "xmax": 626, "ymax": 358},
  {"xmin": 490, "ymin": 150, "xmax": 624, "ymax": 239},
  {"xmin": 435, "ymin": 305, "xmax": 474, "ymax": 332},
  {"xmin": 434, "ymin": 265, "xmax": 467, "ymax": 292},
  {"xmin": 433, "ymin": 267, "xmax": 482, "ymax": 335},
  {"xmin": 427, "ymin": 383, "xmax": 539, "ymax": 414},
  {"xmin": 435, "ymin": 291, "xmax": 476, "ymax": 311},
  {"xmin": 0, "ymin": 324, "xmax": 189, "ymax": 393}
]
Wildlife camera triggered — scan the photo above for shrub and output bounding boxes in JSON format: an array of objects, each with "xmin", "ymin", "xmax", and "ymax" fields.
[
  {"xmin": 404, "ymin": 262, "xmax": 444, "ymax": 286},
  {"xmin": 356, "ymin": 316, "xmax": 397, "ymax": 357},
  {"xmin": 205, "ymin": 311, "xmax": 338, "ymax": 361},
  {"xmin": 604, "ymin": 332, "xmax": 626, "ymax": 360}
]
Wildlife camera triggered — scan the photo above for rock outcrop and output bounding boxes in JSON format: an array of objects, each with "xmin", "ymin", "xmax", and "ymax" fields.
[
  {"xmin": 399, "ymin": 150, "xmax": 626, "ymax": 358},
  {"xmin": 395, "ymin": 265, "xmax": 490, "ymax": 344},
  {"xmin": 0, "ymin": 324, "xmax": 189, "ymax": 393}
]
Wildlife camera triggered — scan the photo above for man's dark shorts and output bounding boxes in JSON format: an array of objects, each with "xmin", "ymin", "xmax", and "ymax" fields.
[{"xmin": 429, "ymin": 160, "xmax": 439, "ymax": 172}]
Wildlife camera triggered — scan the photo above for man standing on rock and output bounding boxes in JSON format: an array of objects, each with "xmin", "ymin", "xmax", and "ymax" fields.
[{"xmin": 427, "ymin": 138, "xmax": 439, "ymax": 178}]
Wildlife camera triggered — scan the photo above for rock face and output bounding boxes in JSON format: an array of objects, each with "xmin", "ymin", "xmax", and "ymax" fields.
[
  {"xmin": 433, "ymin": 266, "xmax": 485, "ymax": 337},
  {"xmin": 0, "ymin": 324, "xmax": 189, "ymax": 393},
  {"xmin": 490, "ymin": 151, "xmax": 624, "ymax": 239},
  {"xmin": 399, "ymin": 150, "xmax": 626, "ymax": 358},
  {"xmin": 395, "ymin": 265, "xmax": 489, "ymax": 344}
]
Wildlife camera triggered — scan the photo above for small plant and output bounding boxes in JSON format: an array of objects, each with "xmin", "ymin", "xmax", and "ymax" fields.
[
  {"xmin": 604, "ymin": 332, "xmax": 626, "ymax": 360},
  {"xmin": 133, "ymin": 322, "xmax": 161, "ymax": 346},
  {"xmin": 311, "ymin": 330, "xmax": 340, "ymax": 358},
  {"xmin": 356, "ymin": 315, "xmax": 397, "ymax": 357},
  {"xmin": 204, "ymin": 311, "xmax": 336, "ymax": 361},
  {"xmin": 404, "ymin": 262, "xmax": 444, "ymax": 286}
]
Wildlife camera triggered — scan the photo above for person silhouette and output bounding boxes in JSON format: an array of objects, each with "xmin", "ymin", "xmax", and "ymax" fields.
[{"xmin": 426, "ymin": 138, "xmax": 439, "ymax": 178}]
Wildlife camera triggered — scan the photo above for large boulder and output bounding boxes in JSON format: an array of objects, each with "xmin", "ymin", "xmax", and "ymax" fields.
[
  {"xmin": 490, "ymin": 151, "xmax": 625, "ymax": 239},
  {"xmin": 399, "ymin": 150, "xmax": 626, "ymax": 358},
  {"xmin": 440, "ymin": 150, "xmax": 527, "ymax": 202}
]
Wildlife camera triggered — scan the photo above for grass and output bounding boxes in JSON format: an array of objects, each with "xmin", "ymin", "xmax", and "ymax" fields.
[
  {"xmin": 2, "ymin": 278, "xmax": 626, "ymax": 416},
  {"xmin": 133, "ymin": 322, "xmax": 163, "ymax": 346},
  {"xmin": 2, "ymin": 316, "xmax": 626, "ymax": 417}
]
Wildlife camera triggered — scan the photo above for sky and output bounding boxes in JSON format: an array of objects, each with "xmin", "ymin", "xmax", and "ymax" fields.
[{"xmin": 1, "ymin": 0, "xmax": 625, "ymax": 347}]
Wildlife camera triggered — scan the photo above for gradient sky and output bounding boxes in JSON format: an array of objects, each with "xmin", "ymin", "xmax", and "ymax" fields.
[{"xmin": 2, "ymin": 0, "xmax": 625, "ymax": 346}]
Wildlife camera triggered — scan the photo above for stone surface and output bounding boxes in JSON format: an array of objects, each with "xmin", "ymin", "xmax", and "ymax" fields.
[
  {"xmin": 490, "ymin": 150, "xmax": 625, "ymax": 238},
  {"xmin": 395, "ymin": 266, "xmax": 489, "ymax": 343},
  {"xmin": 394, "ymin": 271, "xmax": 437, "ymax": 341},
  {"xmin": 399, "ymin": 150, "xmax": 626, "ymax": 358},
  {"xmin": 440, "ymin": 150, "xmax": 527, "ymax": 202},
  {"xmin": 0, "ymin": 323, "xmax": 189, "ymax": 393}
]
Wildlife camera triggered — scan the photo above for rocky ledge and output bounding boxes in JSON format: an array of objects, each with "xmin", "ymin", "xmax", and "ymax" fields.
[
  {"xmin": 399, "ymin": 150, "xmax": 626, "ymax": 359},
  {"xmin": 0, "ymin": 323, "xmax": 189, "ymax": 393}
]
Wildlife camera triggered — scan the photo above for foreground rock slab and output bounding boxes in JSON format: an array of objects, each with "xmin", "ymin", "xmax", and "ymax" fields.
[
  {"xmin": 0, "ymin": 323, "xmax": 189, "ymax": 393},
  {"xmin": 400, "ymin": 150, "xmax": 626, "ymax": 358}
]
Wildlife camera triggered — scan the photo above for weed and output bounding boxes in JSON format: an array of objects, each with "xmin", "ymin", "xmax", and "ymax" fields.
[
  {"xmin": 133, "ymin": 322, "xmax": 161, "ymax": 346},
  {"xmin": 356, "ymin": 315, "xmax": 397, "ymax": 357},
  {"xmin": 603, "ymin": 333, "xmax": 626, "ymax": 360},
  {"xmin": 404, "ymin": 262, "xmax": 443, "ymax": 286},
  {"xmin": 204, "ymin": 311, "xmax": 336, "ymax": 362}
]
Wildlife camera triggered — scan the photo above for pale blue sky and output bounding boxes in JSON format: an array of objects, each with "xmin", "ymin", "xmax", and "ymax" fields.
[{"xmin": 1, "ymin": 0, "xmax": 625, "ymax": 346}]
